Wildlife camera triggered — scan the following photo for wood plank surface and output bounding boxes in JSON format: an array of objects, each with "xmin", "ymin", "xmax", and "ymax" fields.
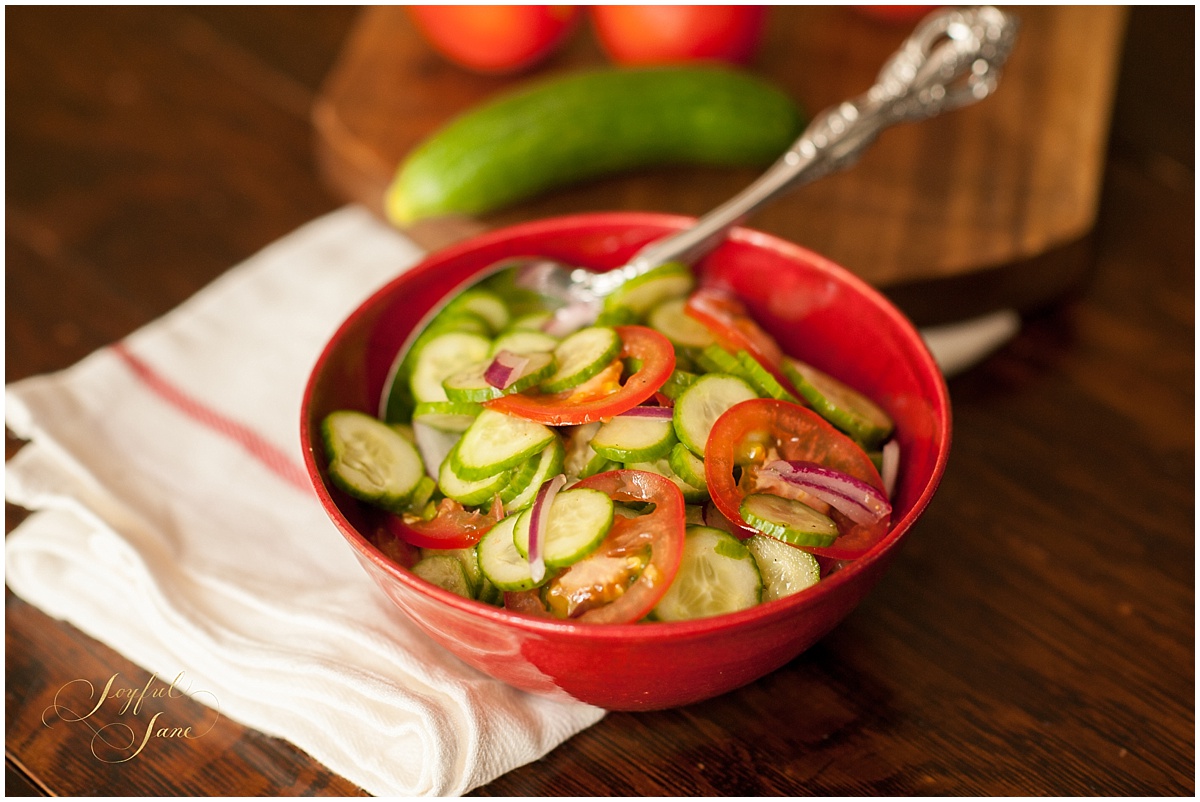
[
  {"xmin": 313, "ymin": 6, "xmax": 1128, "ymax": 324},
  {"xmin": 5, "ymin": 6, "xmax": 1194, "ymax": 797}
]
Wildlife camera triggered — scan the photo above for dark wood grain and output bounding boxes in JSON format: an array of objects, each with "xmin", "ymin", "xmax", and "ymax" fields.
[
  {"xmin": 6, "ymin": 6, "xmax": 1194, "ymax": 797},
  {"xmin": 313, "ymin": 5, "xmax": 1128, "ymax": 324}
]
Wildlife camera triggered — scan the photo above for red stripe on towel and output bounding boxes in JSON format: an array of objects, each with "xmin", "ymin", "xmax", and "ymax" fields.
[{"xmin": 112, "ymin": 342, "xmax": 311, "ymax": 494}]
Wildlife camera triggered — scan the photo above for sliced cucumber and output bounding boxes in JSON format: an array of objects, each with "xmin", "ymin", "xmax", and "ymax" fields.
[
  {"xmin": 667, "ymin": 441, "xmax": 707, "ymax": 489},
  {"xmin": 477, "ymin": 514, "xmax": 540, "ymax": 591},
  {"xmin": 453, "ymin": 408, "xmax": 557, "ymax": 481},
  {"xmin": 658, "ymin": 368, "xmax": 699, "ymax": 401},
  {"xmin": 490, "ymin": 330, "xmax": 559, "ymax": 356},
  {"xmin": 695, "ymin": 344, "xmax": 749, "ymax": 378},
  {"xmin": 745, "ymin": 535, "xmax": 822, "ymax": 602},
  {"xmin": 506, "ymin": 310, "xmax": 554, "ymax": 331},
  {"xmin": 411, "ymin": 400, "xmax": 485, "ymax": 433},
  {"xmin": 409, "ymin": 332, "xmax": 492, "ymax": 404},
  {"xmin": 444, "ymin": 351, "xmax": 555, "ymax": 403},
  {"xmin": 737, "ymin": 351, "xmax": 799, "ymax": 402},
  {"xmin": 502, "ymin": 439, "xmax": 566, "ymax": 513},
  {"xmin": 673, "ymin": 373, "xmax": 759, "ymax": 457},
  {"xmin": 541, "ymin": 326, "xmax": 622, "ymax": 393},
  {"xmin": 651, "ymin": 526, "xmax": 762, "ymax": 621},
  {"xmin": 590, "ymin": 415, "xmax": 678, "ymax": 463},
  {"xmin": 603, "ymin": 262, "xmax": 695, "ymax": 316},
  {"xmin": 740, "ymin": 493, "xmax": 840, "ymax": 548},
  {"xmin": 512, "ymin": 487, "xmax": 614, "ymax": 568},
  {"xmin": 322, "ymin": 410, "xmax": 425, "ymax": 509},
  {"xmin": 648, "ymin": 297, "xmax": 715, "ymax": 349},
  {"xmin": 625, "ymin": 457, "xmax": 708, "ymax": 503},
  {"xmin": 411, "ymin": 554, "xmax": 473, "ymax": 599},
  {"xmin": 421, "ymin": 546, "xmax": 484, "ymax": 598},
  {"xmin": 442, "ymin": 288, "xmax": 510, "ymax": 334},
  {"xmin": 438, "ymin": 443, "xmax": 511, "ymax": 507},
  {"xmin": 783, "ymin": 358, "xmax": 895, "ymax": 448}
]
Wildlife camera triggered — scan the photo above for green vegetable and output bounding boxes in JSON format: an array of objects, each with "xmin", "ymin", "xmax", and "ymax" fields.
[{"xmin": 387, "ymin": 65, "xmax": 805, "ymax": 224}]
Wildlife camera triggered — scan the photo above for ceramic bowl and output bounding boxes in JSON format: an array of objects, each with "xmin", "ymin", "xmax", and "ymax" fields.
[{"xmin": 300, "ymin": 212, "xmax": 950, "ymax": 711}]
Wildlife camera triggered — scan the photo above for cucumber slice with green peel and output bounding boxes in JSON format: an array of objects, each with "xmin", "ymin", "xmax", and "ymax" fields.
[
  {"xmin": 695, "ymin": 343, "xmax": 750, "ymax": 378},
  {"xmin": 411, "ymin": 554, "xmax": 474, "ymax": 599},
  {"xmin": 658, "ymin": 368, "xmax": 700, "ymax": 401},
  {"xmin": 590, "ymin": 415, "xmax": 678, "ymax": 463},
  {"xmin": 740, "ymin": 493, "xmax": 840, "ymax": 548},
  {"xmin": 438, "ymin": 443, "xmax": 511, "ymax": 506},
  {"xmin": 502, "ymin": 439, "xmax": 566, "ymax": 512},
  {"xmin": 411, "ymin": 400, "xmax": 484, "ymax": 433},
  {"xmin": 651, "ymin": 526, "xmax": 762, "ymax": 621},
  {"xmin": 512, "ymin": 487, "xmax": 614, "ymax": 567},
  {"xmin": 647, "ymin": 297, "xmax": 715, "ymax": 349},
  {"xmin": 477, "ymin": 514, "xmax": 541, "ymax": 591},
  {"xmin": 603, "ymin": 262, "xmax": 695, "ymax": 316},
  {"xmin": 506, "ymin": 311, "xmax": 554, "ymax": 331},
  {"xmin": 421, "ymin": 546, "xmax": 484, "ymax": 597},
  {"xmin": 563, "ymin": 422, "xmax": 603, "ymax": 481},
  {"xmin": 442, "ymin": 289, "xmax": 510, "ymax": 334},
  {"xmin": 442, "ymin": 365, "xmax": 502, "ymax": 403},
  {"xmin": 453, "ymin": 408, "xmax": 557, "ymax": 481},
  {"xmin": 489, "ymin": 330, "xmax": 559, "ymax": 356},
  {"xmin": 322, "ymin": 410, "xmax": 426, "ymax": 508},
  {"xmin": 625, "ymin": 457, "xmax": 708, "ymax": 503},
  {"xmin": 476, "ymin": 575, "xmax": 505, "ymax": 605},
  {"xmin": 443, "ymin": 351, "xmax": 556, "ymax": 403},
  {"xmin": 541, "ymin": 326, "xmax": 622, "ymax": 393},
  {"xmin": 409, "ymin": 332, "xmax": 493, "ymax": 404},
  {"xmin": 594, "ymin": 305, "xmax": 638, "ymax": 327},
  {"xmin": 782, "ymin": 358, "xmax": 895, "ymax": 448},
  {"xmin": 744, "ymin": 535, "xmax": 821, "ymax": 602},
  {"xmin": 667, "ymin": 442, "xmax": 707, "ymax": 489},
  {"xmin": 737, "ymin": 351, "xmax": 799, "ymax": 402},
  {"xmin": 673, "ymin": 373, "xmax": 759, "ymax": 457}
]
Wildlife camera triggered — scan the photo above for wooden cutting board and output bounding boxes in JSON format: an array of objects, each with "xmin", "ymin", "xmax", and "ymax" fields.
[{"xmin": 312, "ymin": 6, "xmax": 1128, "ymax": 324}]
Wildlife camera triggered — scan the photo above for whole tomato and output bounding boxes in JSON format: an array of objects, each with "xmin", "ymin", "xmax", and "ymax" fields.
[
  {"xmin": 590, "ymin": 5, "xmax": 768, "ymax": 66},
  {"xmin": 406, "ymin": 5, "xmax": 582, "ymax": 74}
]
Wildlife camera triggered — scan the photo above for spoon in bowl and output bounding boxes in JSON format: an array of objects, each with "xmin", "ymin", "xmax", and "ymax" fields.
[{"xmin": 494, "ymin": 4, "xmax": 1019, "ymax": 330}]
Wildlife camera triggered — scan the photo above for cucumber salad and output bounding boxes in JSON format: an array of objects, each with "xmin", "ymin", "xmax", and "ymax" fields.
[{"xmin": 321, "ymin": 262, "xmax": 900, "ymax": 623}]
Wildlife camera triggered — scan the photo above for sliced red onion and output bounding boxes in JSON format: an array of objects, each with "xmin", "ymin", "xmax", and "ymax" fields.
[
  {"xmin": 484, "ymin": 350, "xmax": 530, "ymax": 389},
  {"xmin": 616, "ymin": 405, "xmax": 675, "ymax": 420},
  {"xmin": 761, "ymin": 460, "xmax": 891, "ymax": 526},
  {"xmin": 879, "ymin": 440, "xmax": 900, "ymax": 500},
  {"xmin": 527, "ymin": 474, "xmax": 566, "ymax": 583}
]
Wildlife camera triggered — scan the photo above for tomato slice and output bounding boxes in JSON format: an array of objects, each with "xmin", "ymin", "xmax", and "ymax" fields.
[
  {"xmin": 385, "ymin": 497, "xmax": 501, "ymax": 550},
  {"xmin": 705, "ymin": 398, "xmax": 890, "ymax": 560},
  {"xmin": 485, "ymin": 325, "xmax": 675, "ymax": 425},
  {"xmin": 684, "ymin": 287, "xmax": 798, "ymax": 395},
  {"xmin": 503, "ymin": 469, "xmax": 686, "ymax": 623}
]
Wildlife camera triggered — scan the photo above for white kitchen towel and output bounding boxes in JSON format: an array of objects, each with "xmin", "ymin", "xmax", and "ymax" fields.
[{"xmin": 4, "ymin": 206, "xmax": 606, "ymax": 797}]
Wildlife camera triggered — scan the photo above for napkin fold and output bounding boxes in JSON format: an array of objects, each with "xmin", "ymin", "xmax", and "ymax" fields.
[{"xmin": 4, "ymin": 206, "xmax": 605, "ymax": 797}]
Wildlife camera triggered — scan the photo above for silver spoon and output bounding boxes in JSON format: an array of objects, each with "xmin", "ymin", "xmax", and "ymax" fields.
[{"xmin": 503, "ymin": 5, "xmax": 1019, "ymax": 328}]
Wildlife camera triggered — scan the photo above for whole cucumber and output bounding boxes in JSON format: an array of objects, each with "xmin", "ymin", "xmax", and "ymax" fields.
[{"xmin": 386, "ymin": 66, "xmax": 805, "ymax": 225}]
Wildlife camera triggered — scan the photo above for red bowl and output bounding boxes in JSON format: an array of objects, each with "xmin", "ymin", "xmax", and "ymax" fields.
[{"xmin": 300, "ymin": 212, "xmax": 951, "ymax": 710}]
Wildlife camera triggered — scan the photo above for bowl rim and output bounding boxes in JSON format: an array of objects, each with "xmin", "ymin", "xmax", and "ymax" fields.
[{"xmin": 301, "ymin": 211, "xmax": 952, "ymax": 642}]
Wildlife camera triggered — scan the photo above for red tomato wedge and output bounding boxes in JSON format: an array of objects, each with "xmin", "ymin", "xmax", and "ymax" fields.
[
  {"xmin": 503, "ymin": 469, "xmax": 686, "ymax": 623},
  {"xmin": 386, "ymin": 497, "xmax": 501, "ymax": 550},
  {"xmin": 485, "ymin": 325, "xmax": 675, "ymax": 425},
  {"xmin": 705, "ymin": 398, "xmax": 890, "ymax": 560},
  {"xmin": 684, "ymin": 287, "xmax": 798, "ymax": 395}
]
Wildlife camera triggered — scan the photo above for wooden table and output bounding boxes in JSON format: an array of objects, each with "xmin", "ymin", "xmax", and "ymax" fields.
[{"xmin": 6, "ymin": 7, "xmax": 1193, "ymax": 796}]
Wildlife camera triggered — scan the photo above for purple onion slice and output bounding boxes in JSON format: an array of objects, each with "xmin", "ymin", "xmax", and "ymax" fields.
[
  {"xmin": 527, "ymin": 474, "xmax": 566, "ymax": 583},
  {"xmin": 760, "ymin": 460, "xmax": 891, "ymax": 526},
  {"xmin": 615, "ymin": 405, "xmax": 675, "ymax": 420},
  {"xmin": 484, "ymin": 350, "xmax": 530, "ymax": 389}
]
